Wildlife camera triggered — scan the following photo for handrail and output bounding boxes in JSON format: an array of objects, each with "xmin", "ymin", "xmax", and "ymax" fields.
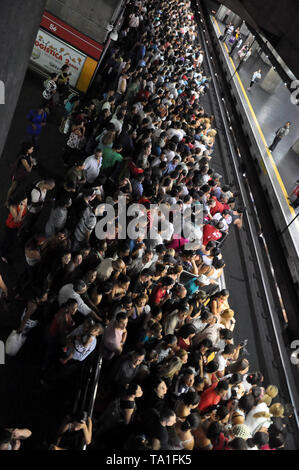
[{"xmin": 195, "ymin": 0, "xmax": 299, "ymax": 434}]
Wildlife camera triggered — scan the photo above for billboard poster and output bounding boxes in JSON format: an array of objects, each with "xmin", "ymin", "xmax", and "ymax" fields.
[{"xmin": 30, "ymin": 29, "xmax": 87, "ymax": 87}]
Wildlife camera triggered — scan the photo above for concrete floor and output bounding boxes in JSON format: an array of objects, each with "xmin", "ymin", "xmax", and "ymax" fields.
[{"xmin": 217, "ymin": 20, "xmax": 299, "ymax": 196}]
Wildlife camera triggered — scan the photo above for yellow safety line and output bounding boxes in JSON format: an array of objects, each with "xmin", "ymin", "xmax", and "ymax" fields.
[{"xmin": 212, "ymin": 17, "xmax": 299, "ymax": 232}]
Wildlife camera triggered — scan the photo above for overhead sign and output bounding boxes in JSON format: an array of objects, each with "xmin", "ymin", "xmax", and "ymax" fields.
[
  {"xmin": 31, "ymin": 29, "xmax": 87, "ymax": 87},
  {"xmin": 40, "ymin": 11, "xmax": 104, "ymax": 60}
]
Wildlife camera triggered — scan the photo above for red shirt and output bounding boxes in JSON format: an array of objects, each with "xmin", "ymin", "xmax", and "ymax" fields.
[
  {"xmin": 197, "ymin": 382, "xmax": 221, "ymax": 412},
  {"xmin": 210, "ymin": 196, "xmax": 225, "ymax": 216},
  {"xmin": 292, "ymin": 183, "xmax": 299, "ymax": 197},
  {"xmin": 178, "ymin": 337, "xmax": 191, "ymax": 351},
  {"xmin": 151, "ymin": 285, "xmax": 167, "ymax": 305},
  {"xmin": 202, "ymin": 224, "xmax": 222, "ymax": 246},
  {"xmin": 213, "ymin": 432, "xmax": 229, "ymax": 450}
]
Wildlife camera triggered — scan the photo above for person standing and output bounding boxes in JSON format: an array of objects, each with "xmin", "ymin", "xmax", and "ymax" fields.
[
  {"xmin": 247, "ymin": 69, "xmax": 262, "ymax": 91},
  {"xmin": 289, "ymin": 179, "xmax": 299, "ymax": 209},
  {"xmin": 269, "ymin": 122, "xmax": 291, "ymax": 152},
  {"xmin": 26, "ymin": 106, "xmax": 47, "ymax": 146},
  {"xmin": 221, "ymin": 23, "xmax": 234, "ymax": 42},
  {"xmin": 84, "ymin": 151, "xmax": 103, "ymax": 185},
  {"xmin": 229, "ymin": 37, "xmax": 243, "ymax": 56}
]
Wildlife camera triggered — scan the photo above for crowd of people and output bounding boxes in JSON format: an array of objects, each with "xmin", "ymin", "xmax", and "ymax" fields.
[{"xmin": 0, "ymin": 0, "xmax": 289, "ymax": 451}]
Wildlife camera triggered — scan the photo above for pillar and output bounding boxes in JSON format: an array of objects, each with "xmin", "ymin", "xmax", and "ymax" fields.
[
  {"xmin": 0, "ymin": 0, "xmax": 47, "ymax": 160},
  {"xmin": 260, "ymin": 67, "xmax": 282, "ymax": 93},
  {"xmin": 292, "ymin": 138, "xmax": 299, "ymax": 155}
]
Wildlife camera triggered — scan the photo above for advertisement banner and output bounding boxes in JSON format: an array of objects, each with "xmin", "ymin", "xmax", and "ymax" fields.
[{"xmin": 30, "ymin": 29, "xmax": 87, "ymax": 87}]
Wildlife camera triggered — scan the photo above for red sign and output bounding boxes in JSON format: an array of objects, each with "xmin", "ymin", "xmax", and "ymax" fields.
[{"xmin": 41, "ymin": 11, "xmax": 103, "ymax": 60}]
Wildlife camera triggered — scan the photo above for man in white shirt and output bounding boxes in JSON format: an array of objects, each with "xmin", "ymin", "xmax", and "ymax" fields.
[
  {"xmin": 96, "ymin": 257, "xmax": 126, "ymax": 281},
  {"xmin": 215, "ymin": 344, "xmax": 236, "ymax": 378},
  {"xmin": 247, "ymin": 69, "xmax": 262, "ymax": 91},
  {"xmin": 84, "ymin": 151, "xmax": 102, "ymax": 184},
  {"xmin": 19, "ymin": 179, "xmax": 55, "ymax": 240},
  {"xmin": 58, "ymin": 280, "xmax": 101, "ymax": 321}
]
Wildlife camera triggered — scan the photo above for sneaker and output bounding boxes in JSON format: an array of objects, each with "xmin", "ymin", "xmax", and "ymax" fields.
[{"xmin": 1, "ymin": 257, "xmax": 8, "ymax": 264}]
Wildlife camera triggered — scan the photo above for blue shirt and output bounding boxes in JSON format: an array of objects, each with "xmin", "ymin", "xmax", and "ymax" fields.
[
  {"xmin": 132, "ymin": 179, "xmax": 143, "ymax": 199},
  {"xmin": 185, "ymin": 278, "xmax": 200, "ymax": 296}
]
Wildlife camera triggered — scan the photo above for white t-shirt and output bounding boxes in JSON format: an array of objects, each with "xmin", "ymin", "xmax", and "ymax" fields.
[
  {"xmin": 84, "ymin": 155, "xmax": 102, "ymax": 183},
  {"xmin": 216, "ymin": 353, "xmax": 227, "ymax": 372},
  {"xmin": 58, "ymin": 284, "xmax": 91, "ymax": 316},
  {"xmin": 29, "ymin": 184, "xmax": 47, "ymax": 214}
]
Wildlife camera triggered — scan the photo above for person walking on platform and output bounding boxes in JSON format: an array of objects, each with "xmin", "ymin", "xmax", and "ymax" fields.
[
  {"xmin": 221, "ymin": 23, "xmax": 234, "ymax": 42},
  {"xmin": 247, "ymin": 69, "xmax": 262, "ymax": 91},
  {"xmin": 268, "ymin": 122, "xmax": 291, "ymax": 152}
]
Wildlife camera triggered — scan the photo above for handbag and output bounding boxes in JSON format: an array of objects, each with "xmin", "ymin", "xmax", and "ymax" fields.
[{"xmin": 5, "ymin": 330, "xmax": 27, "ymax": 356}]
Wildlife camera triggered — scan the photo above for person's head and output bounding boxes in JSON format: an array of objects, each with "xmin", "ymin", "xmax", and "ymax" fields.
[
  {"xmin": 180, "ymin": 413, "xmax": 201, "ymax": 432},
  {"xmin": 131, "ymin": 348, "xmax": 146, "ymax": 367},
  {"xmin": 204, "ymin": 359, "xmax": 219, "ymax": 375},
  {"xmin": 194, "ymin": 375, "xmax": 205, "ymax": 392},
  {"xmin": 213, "ymin": 405, "xmax": 230, "ymax": 424},
  {"xmin": 74, "ymin": 279, "xmax": 87, "ymax": 295},
  {"xmin": 269, "ymin": 403, "xmax": 285, "ymax": 418},
  {"xmin": 163, "ymin": 334, "xmax": 177, "ymax": 349},
  {"xmin": 176, "ymin": 349, "xmax": 189, "ymax": 364},
  {"xmin": 115, "ymin": 312, "xmax": 128, "ymax": 330},
  {"xmin": 182, "ymin": 390, "xmax": 200, "ymax": 408},
  {"xmin": 216, "ymin": 380, "xmax": 229, "ymax": 398},
  {"xmin": 42, "ymin": 178, "xmax": 55, "ymax": 191},
  {"xmin": 34, "ymin": 288, "xmax": 48, "ymax": 303},
  {"xmin": 222, "ymin": 343, "xmax": 236, "ymax": 358},
  {"xmin": 246, "ymin": 371, "xmax": 264, "ymax": 387},
  {"xmin": 228, "ymin": 358, "xmax": 249, "ymax": 375},
  {"xmin": 238, "ymin": 394, "xmax": 255, "ymax": 413},
  {"xmin": 153, "ymin": 378, "xmax": 168, "ymax": 397},
  {"xmin": 262, "ymin": 385, "xmax": 279, "ymax": 406},
  {"xmin": 112, "ymin": 258, "xmax": 126, "ymax": 273},
  {"xmin": 182, "ymin": 368, "xmax": 195, "ymax": 387},
  {"xmin": 220, "ymin": 308, "xmax": 234, "ymax": 321},
  {"xmin": 89, "ymin": 323, "xmax": 103, "ymax": 337},
  {"xmin": 94, "ymin": 150, "xmax": 102, "ymax": 161},
  {"xmin": 269, "ymin": 432, "xmax": 285, "ymax": 449},
  {"xmin": 286, "ymin": 121, "xmax": 291, "ymax": 128},
  {"xmin": 116, "ymin": 273, "xmax": 130, "ymax": 290},
  {"xmin": 160, "ymin": 409, "xmax": 176, "ymax": 427},
  {"xmin": 247, "ymin": 431, "xmax": 269, "ymax": 449},
  {"xmin": 0, "ymin": 428, "xmax": 12, "ymax": 450},
  {"xmin": 21, "ymin": 141, "xmax": 34, "ymax": 155},
  {"xmin": 126, "ymin": 382, "xmax": 143, "ymax": 398},
  {"xmin": 228, "ymin": 437, "xmax": 248, "ymax": 450},
  {"xmin": 63, "ymin": 298, "xmax": 78, "ymax": 315}
]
